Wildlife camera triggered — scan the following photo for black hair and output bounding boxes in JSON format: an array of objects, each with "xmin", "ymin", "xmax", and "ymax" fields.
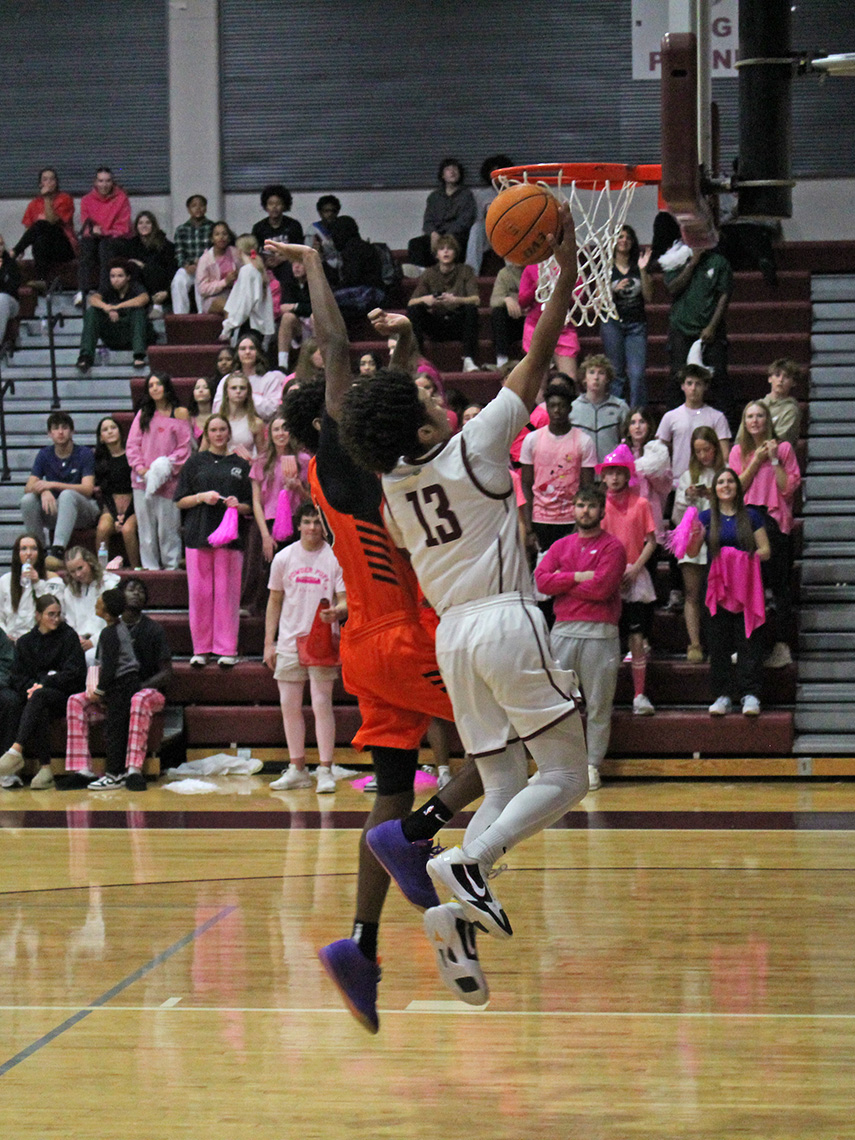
[
  {"xmin": 209, "ymin": 220, "xmax": 237, "ymax": 247},
  {"xmin": 96, "ymin": 166, "xmax": 113, "ymax": 176},
  {"xmin": 544, "ymin": 381, "xmax": 574, "ymax": 407},
  {"xmin": 236, "ymin": 330, "xmax": 269, "ymax": 375},
  {"xmin": 185, "ymin": 193, "xmax": 208, "ymax": 210},
  {"xmin": 339, "ymin": 370, "xmax": 426, "ymax": 473},
  {"xmin": 650, "ymin": 211, "xmax": 682, "ymax": 260},
  {"xmin": 93, "ymin": 416, "xmax": 127, "ymax": 483},
  {"xmin": 295, "ymin": 501, "xmax": 320, "ymax": 525},
  {"xmin": 679, "ymin": 364, "xmax": 712, "ymax": 385},
  {"xmin": 316, "ymin": 194, "xmax": 341, "ymax": 214},
  {"xmin": 10, "ymin": 533, "xmax": 47, "ymax": 613},
  {"xmin": 328, "ymin": 216, "xmax": 361, "ymax": 251},
  {"xmin": 189, "ymin": 376, "xmax": 215, "ymax": 417},
  {"xmin": 38, "ymin": 167, "xmax": 59, "ymax": 188},
  {"xmin": 100, "ymin": 588, "xmax": 127, "ymax": 619},
  {"xmin": 617, "ymin": 223, "xmax": 641, "ymax": 264},
  {"xmin": 261, "ymin": 184, "xmax": 292, "ymax": 211},
  {"xmin": 437, "ymin": 157, "xmax": 465, "ymax": 185},
  {"xmin": 282, "ymin": 378, "xmax": 326, "ymax": 454},
  {"xmin": 139, "ymin": 372, "xmax": 181, "ymax": 432},
  {"xmin": 121, "ymin": 577, "xmax": 149, "ymax": 609},
  {"xmin": 479, "ymin": 154, "xmax": 513, "ymax": 185},
  {"xmin": 707, "ymin": 468, "xmax": 757, "ymax": 560},
  {"xmin": 47, "ymin": 411, "xmax": 74, "ymax": 431},
  {"xmin": 107, "ymin": 257, "xmax": 132, "ymax": 275}
]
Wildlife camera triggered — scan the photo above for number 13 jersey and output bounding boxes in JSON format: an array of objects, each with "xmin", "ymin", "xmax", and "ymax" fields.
[{"xmin": 382, "ymin": 386, "xmax": 533, "ymax": 616}]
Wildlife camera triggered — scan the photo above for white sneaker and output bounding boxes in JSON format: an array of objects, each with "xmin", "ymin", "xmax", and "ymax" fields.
[
  {"xmin": 763, "ymin": 641, "xmax": 793, "ymax": 668},
  {"xmin": 462, "ymin": 356, "xmax": 479, "ymax": 372},
  {"xmin": 30, "ymin": 766, "xmax": 55, "ymax": 790},
  {"xmin": 0, "ymin": 748, "xmax": 24, "ymax": 777},
  {"xmin": 217, "ymin": 655, "xmax": 239, "ymax": 667},
  {"xmin": 270, "ymin": 766, "xmax": 313, "ymax": 790},
  {"xmin": 742, "ymin": 695, "xmax": 761, "ymax": 716},
  {"xmin": 587, "ymin": 764, "xmax": 601, "ymax": 791},
  {"xmin": 189, "ymin": 654, "xmax": 209, "ymax": 668},
  {"xmin": 633, "ymin": 693, "xmax": 655, "ymax": 716},
  {"xmin": 315, "ymin": 766, "xmax": 336, "ymax": 794},
  {"xmin": 709, "ymin": 696, "xmax": 733, "ymax": 716},
  {"xmin": 423, "ymin": 901, "xmax": 489, "ymax": 1006},
  {"xmin": 73, "ymin": 291, "xmax": 84, "ymax": 308},
  {"xmin": 437, "ymin": 765, "xmax": 451, "ymax": 790},
  {"xmin": 426, "ymin": 847, "xmax": 513, "ymax": 939}
]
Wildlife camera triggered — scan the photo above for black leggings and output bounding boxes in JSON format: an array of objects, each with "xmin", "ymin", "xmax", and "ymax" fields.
[
  {"xmin": 17, "ymin": 686, "xmax": 68, "ymax": 766},
  {"xmin": 13, "ymin": 220, "xmax": 74, "ymax": 275}
]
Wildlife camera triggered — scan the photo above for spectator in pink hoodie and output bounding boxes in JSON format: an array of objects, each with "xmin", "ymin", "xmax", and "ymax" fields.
[
  {"xmin": 76, "ymin": 167, "xmax": 132, "ymax": 302},
  {"xmin": 125, "ymin": 373, "xmax": 192, "ymax": 569}
]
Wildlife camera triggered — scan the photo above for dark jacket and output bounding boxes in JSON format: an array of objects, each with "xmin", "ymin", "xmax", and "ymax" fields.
[
  {"xmin": 0, "ymin": 250, "xmax": 21, "ymax": 301},
  {"xmin": 11, "ymin": 621, "xmax": 86, "ymax": 696}
]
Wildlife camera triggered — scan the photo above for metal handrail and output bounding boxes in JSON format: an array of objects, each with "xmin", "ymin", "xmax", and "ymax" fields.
[
  {"xmin": 45, "ymin": 277, "xmax": 65, "ymax": 409},
  {"xmin": 0, "ymin": 364, "xmax": 14, "ymax": 482}
]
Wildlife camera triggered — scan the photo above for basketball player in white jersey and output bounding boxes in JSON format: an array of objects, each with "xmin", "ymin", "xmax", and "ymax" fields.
[{"xmin": 340, "ymin": 203, "xmax": 589, "ymax": 940}]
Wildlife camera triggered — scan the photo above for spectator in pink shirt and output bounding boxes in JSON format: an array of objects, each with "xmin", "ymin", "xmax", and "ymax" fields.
[
  {"xmin": 729, "ymin": 400, "xmax": 801, "ymax": 668},
  {"xmin": 76, "ymin": 167, "xmax": 132, "ymax": 302},
  {"xmin": 196, "ymin": 221, "xmax": 240, "ymax": 313},
  {"xmin": 535, "ymin": 485, "xmax": 626, "ymax": 791}
]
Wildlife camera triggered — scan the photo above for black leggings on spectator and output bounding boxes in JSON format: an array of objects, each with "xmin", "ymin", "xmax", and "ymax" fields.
[
  {"xmin": 78, "ymin": 235, "xmax": 128, "ymax": 294},
  {"xmin": 0, "ymin": 686, "xmax": 25, "ymax": 753},
  {"xmin": 490, "ymin": 307, "xmax": 525, "ymax": 359},
  {"xmin": 409, "ymin": 304, "xmax": 479, "ymax": 360},
  {"xmin": 13, "ymin": 220, "xmax": 74, "ymax": 277},
  {"xmin": 16, "ymin": 686, "xmax": 68, "ymax": 766},
  {"xmin": 759, "ymin": 512, "xmax": 793, "ymax": 638},
  {"xmin": 706, "ymin": 606, "xmax": 765, "ymax": 701}
]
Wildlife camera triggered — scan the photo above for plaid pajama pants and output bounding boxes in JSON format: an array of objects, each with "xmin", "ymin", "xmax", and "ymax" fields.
[{"xmin": 65, "ymin": 688, "xmax": 166, "ymax": 771}]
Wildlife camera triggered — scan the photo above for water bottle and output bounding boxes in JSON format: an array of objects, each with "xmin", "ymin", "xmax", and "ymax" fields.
[
  {"xmin": 98, "ymin": 543, "xmax": 109, "ymax": 569},
  {"xmin": 20, "ymin": 560, "xmax": 32, "ymax": 588},
  {"xmin": 96, "ymin": 345, "xmax": 110, "ymax": 366}
]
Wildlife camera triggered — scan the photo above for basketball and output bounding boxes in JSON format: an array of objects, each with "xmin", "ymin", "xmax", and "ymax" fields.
[{"xmin": 485, "ymin": 183, "xmax": 561, "ymax": 265}]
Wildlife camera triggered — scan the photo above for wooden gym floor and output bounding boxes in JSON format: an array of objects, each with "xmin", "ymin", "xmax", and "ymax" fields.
[{"xmin": 1, "ymin": 756, "xmax": 855, "ymax": 1139}]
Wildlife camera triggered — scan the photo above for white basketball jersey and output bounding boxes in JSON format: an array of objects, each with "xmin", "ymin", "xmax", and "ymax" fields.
[{"xmin": 382, "ymin": 387, "xmax": 532, "ymax": 615}]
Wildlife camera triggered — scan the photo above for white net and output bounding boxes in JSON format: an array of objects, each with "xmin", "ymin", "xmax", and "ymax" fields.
[{"xmin": 492, "ymin": 169, "xmax": 642, "ymax": 327}]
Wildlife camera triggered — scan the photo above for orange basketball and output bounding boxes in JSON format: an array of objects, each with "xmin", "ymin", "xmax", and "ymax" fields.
[{"xmin": 485, "ymin": 184, "xmax": 561, "ymax": 265}]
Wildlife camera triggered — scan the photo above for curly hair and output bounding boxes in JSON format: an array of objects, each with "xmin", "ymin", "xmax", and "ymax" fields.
[
  {"xmin": 282, "ymin": 378, "xmax": 326, "ymax": 454},
  {"xmin": 340, "ymin": 370, "xmax": 427, "ymax": 474}
]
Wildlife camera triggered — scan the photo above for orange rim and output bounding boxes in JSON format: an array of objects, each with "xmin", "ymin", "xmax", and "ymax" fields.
[{"xmin": 492, "ymin": 162, "xmax": 662, "ymax": 190}]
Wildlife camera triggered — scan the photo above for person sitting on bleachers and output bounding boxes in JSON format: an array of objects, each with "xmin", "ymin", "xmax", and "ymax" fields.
[
  {"xmin": 407, "ymin": 234, "xmax": 480, "ymax": 373},
  {"xmin": 20, "ymin": 412, "xmax": 100, "ymax": 566},
  {"xmin": 0, "ymin": 234, "xmax": 22, "ymax": 353},
  {"xmin": 125, "ymin": 211, "xmax": 177, "ymax": 316},
  {"xmin": 489, "ymin": 260, "xmax": 524, "ymax": 369},
  {"xmin": 570, "ymin": 355, "xmax": 630, "ymax": 462},
  {"xmin": 171, "ymin": 194, "xmax": 214, "ymax": 314},
  {"xmin": 0, "ymin": 534, "xmax": 62, "ymax": 642},
  {"xmin": 212, "ymin": 332, "xmax": 286, "ymax": 421},
  {"xmin": 358, "ymin": 350, "xmax": 381, "ymax": 377},
  {"xmin": 466, "ymin": 154, "xmax": 513, "ymax": 274},
  {"xmin": 276, "ymin": 257, "xmax": 313, "ymax": 369},
  {"xmin": 761, "ymin": 358, "xmax": 803, "ymax": 448},
  {"xmin": 189, "ymin": 376, "xmax": 215, "ymax": 444},
  {"xmin": 61, "ymin": 576, "xmax": 172, "ymax": 790},
  {"xmin": 196, "ymin": 221, "xmax": 240, "ymax": 314},
  {"xmin": 10, "ymin": 168, "xmax": 77, "ymax": 286},
  {"xmin": 126, "ymin": 373, "xmax": 192, "ymax": 570},
  {"xmin": 251, "ymin": 184, "xmax": 304, "ymax": 289},
  {"xmin": 308, "ymin": 194, "xmax": 343, "ymax": 273},
  {"xmin": 519, "ymin": 261, "xmax": 580, "ymax": 383},
  {"xmin": 76, "ymin": 166, "xmax": 132, "ymax": 303},
  {"xmin": 219, "ymin": 234, "xmax": 276, "ymax": 345},
  {"xmin": 407, "ymin": 157, "xmax": 476, "ymax": 268},
  {"xmin": 0, "ymin": 592, "xmax": 86, "ymax": 789},
  {"xmin": 327, "ymin": 216, "xmax": 386, "ymax": 318},
  {"xmin": 728, "ymin": 400, "xmax": 801, "ymax": 669},
  {"xmin": 93, "ymin": 415, "xmax": 139, "ymax": 569},
  {"xmin": 59, "ymin": 546, "xmax": 120, "ymax": 666},
  {"xmin": 76, "ymin": 257, "xmax": 154, "ymax": 373}
]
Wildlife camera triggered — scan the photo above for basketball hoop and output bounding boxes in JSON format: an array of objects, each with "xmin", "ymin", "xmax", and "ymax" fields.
[{"xmin": 490, "ymin": 163, "xmax": 661, "ymax": 327}]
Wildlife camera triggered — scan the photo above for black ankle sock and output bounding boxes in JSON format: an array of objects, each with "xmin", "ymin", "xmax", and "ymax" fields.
[
  {"xmin": 401, "ymin": 795, "xmax": 455, "ymax": 843},
  {"xmin": 351, "ymin": 920, "xmax": 378, "ymax": 961}
]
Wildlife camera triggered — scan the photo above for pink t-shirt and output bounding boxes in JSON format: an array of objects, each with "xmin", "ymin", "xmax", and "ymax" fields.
[
  {"xmin": 657, "ymin": 403, "xmax": 731, "ymax": 483},
  {"xmin": 510, "ymin": 402, "xmax": 548, "ymax": 464},
  {"xmin": 250, "ymin": 451, "xmax": 310, "ymax": 519},
  {"xmin": 728, "ymin": 441, "xmax": 800, "ymax": 534},
  {"xmin": 519, "ymin": 426, "xmax": 596, "ymax": 523},
  {"xmin": 267, "ymin": 541, "xmax": 344, "ymax": 646},
  {"xmin": 603, "ymin": 489, "xmax": 655, "ymax": 564}
]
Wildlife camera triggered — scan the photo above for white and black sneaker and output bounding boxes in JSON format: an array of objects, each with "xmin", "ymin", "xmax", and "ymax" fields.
[
  {"xmin": 426, "ymin": 846, "xmax": 513, "ymax": 940},
  {"xmin": 88, "ymin": 772, "xmax": 127, "ymax": 791},
  {"xmin": 423, "ymin": 901, "xmax": 489, "ymax": 1006}
]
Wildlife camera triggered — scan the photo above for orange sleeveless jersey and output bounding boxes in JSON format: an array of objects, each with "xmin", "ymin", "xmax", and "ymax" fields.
[{"xmin": 308, "ymin": 457, "xmax": 422, "ymax": 632}]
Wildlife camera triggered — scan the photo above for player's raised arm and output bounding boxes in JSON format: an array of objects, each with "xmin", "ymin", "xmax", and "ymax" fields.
[
  {"xmin": 264, "ymin": 241, "xmax": 352, "ymax": 421},
  {"xmin": 503, "ymin": 203, "xmax": 577, "ymax": 411},
  {"xmin": 368, "ymin": 308, "xmax": 417, "ymax": 372}
]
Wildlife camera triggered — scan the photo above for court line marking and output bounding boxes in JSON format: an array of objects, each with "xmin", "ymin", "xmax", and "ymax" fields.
[
  {"xmin": 0, "ymin": 1005, "xmax": 854, "ymax": 1019},
  {"xmin": 0, "ymin": 905, "xmax": 236, "ymax": 1078},
  {"xmin": 159, "ymin": 996, "xmax": 183, "ymax": 1008}
]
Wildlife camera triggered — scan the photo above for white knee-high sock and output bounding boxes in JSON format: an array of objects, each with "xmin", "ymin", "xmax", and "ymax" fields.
[
  {"xmin": 463, "ymin": 738, "xmax": 529, "ymax": 848},
  {"xmin": 463, "ymin": 714, "xmax": 588, "ymax": 869}
]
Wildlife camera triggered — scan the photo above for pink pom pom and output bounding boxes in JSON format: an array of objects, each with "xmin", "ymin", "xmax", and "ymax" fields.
[{"xmin": 665, "ymin": 506, "xmax": 700, "ymax": 559}]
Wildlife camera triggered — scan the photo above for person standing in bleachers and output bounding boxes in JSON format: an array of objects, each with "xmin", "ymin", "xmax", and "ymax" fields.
[
  {"xmin": 126, "ymin": 373, "xmax": 192, "ymax": 570},
  {"xmin": 600, "ymin": 225, "xmax": 653, "ymax": 407},
  {"xmin": 519, "ymin": 262, "xmax": 580, "ymax": 384},
  {"xmin": 174, "ymin": 414, "xmax": 252, "ymax": 668},
  {"xmin": 761, "ymin": 358, "xmax": 803, "ymax": 448},
  {"xmin": 623, "ymin": 407, "xmax": 672, "ymax": 549},
  {"xmin": 570, "ymin": 355, "xmax": 629, "ymax": 462},
  {"xmin": 171, "ymin": 194, "xmax": 214, "ymax": 314},
  {"xmin": 75, "ymin": 167, "xmax": 132, "ymax": 303},
  {"xmin": 212, "ymin": 332, "xmax": 286, "ymax": 420},
  {"xmin": 728, "ymin": 400, "xmax": 801, "ymax": 668}
]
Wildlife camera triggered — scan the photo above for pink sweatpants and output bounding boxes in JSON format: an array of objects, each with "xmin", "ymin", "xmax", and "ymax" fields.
[
  {"xmin": 65, "ymin": 688, "xmax": 167, "ymax": 771},
  {"xmin": 185, "ymin": 546, "xmax": 243, "ymax": 655}
]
